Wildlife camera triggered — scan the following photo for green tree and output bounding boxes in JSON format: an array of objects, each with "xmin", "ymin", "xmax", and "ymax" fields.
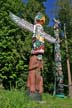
[
  {"xmin": 0, "ymin": 0, "xmax": 28, "ymax": 89},
  {"xmin": 0, "ymin": 0, "xmax": 54, "ymax": 92}
]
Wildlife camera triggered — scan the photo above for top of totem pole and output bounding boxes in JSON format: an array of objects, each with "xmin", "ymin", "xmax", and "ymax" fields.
[
  {"xmin": 53, "ymin": 18, "xmax": 60, "ymax": 24},
  {"xmin": 34, "ymin": 12, "xmax": 45, "ymax": 24},
  {"xmin": 53, "ymin": 18, "xmax": 61, "ymax": 31}
]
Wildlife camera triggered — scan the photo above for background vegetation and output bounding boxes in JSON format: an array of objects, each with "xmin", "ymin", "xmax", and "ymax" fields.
[{"xmin": 0, "ymin": 0, "xmax": 72, "ymax": 96}]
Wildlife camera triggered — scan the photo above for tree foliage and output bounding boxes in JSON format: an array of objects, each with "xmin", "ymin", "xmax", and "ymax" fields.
[
  {"xmin": 0, "ymin": 0, "xmax": 54, "ymax": 92},
  {"xmin": 0, "ymin": 0, "xmax": 28, "ymax": 89},
  {"xmin": 1, "ymin": 0, "xmax": 72, "ymax": 95}
]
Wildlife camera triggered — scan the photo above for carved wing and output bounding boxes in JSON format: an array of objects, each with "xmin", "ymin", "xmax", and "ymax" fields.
[
  {"xmin": 9, "ymin": 12, "xmax": 34, "ymax": 32},
  {"xmin": 9, "ymin": 12, "xmax": 56, "ymax": 43},
  {"xmin": 40, "ymin": 32, "xmax": 56, "ymax": 43}
]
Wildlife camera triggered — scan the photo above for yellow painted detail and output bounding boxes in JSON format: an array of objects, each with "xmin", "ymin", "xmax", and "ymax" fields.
[
  {"xmin": 41, "ymin": 16, "xmax": 45, "ymax": 23},
  {"xmin": 36, "ymin": 35, "xmax": 45, "ymax": 43}
]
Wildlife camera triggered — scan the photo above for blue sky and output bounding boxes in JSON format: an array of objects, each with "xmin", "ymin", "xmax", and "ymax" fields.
[
  {"xmin": 23, "ymin": 0, "xmax": 57, "ymax": 26},
  {"xmin": 44, "ymin": 0, "xmax": 57, "ymax": 26}
]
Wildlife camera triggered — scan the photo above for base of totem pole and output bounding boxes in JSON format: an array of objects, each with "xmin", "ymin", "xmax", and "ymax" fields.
[
  {"xmin": 56, "ymin": 94, "xmax": 65, "ymax": 98},
  {"xmin": 55, "ymin": 83, "xmax": 65, "ymax": 98},
  {"xmin": 27, "ymin": 89, "xmax": 42, "ymax": 101}
]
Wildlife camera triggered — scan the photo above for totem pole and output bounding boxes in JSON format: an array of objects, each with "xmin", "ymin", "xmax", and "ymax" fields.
[
  {"xmin": 27, "ymin": 13, "xmax": 45, "ymax": 101},
  {"xmin": 53, "ymin": 18, "xmax": 64, "ymax": 97}
]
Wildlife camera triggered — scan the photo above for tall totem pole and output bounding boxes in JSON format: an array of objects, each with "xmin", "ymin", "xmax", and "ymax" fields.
[
  {"xmin": 53, "ymin": 18, "xmax": 64, "ymax": 97},
  {"xmin": 27, "ymin": 13, "xmax": 46, "ymax": 100}
]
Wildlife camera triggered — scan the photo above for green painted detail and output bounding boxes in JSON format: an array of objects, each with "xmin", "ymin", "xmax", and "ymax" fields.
[
  {"xmin": 33, "ymin": 40, "xmax": 43, "ymax": 49},
  {"xmin": 37, "ymin": 55, "xmax": 43, "ymax": 60},
  {"xmin": 56, "ymin": 94, "xmax": 65, "ymax": 98}
]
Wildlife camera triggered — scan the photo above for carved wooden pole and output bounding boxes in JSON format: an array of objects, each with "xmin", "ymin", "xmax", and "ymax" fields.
[{"xmin": 53, "ymin": 18, "xmax": 64, "ymax": 97}]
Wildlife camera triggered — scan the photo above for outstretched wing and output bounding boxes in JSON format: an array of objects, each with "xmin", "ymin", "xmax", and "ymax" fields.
[
  {"xmin": 9, "ymin": 12, "xmax": 56, "ymax": 43},
  {"xmin": 41, "ymin": 32, "xmax": 56, "ymax": 43},
  {"xmin": 9, "ymin": 12, "xmax": 34, "ymax": 32}
]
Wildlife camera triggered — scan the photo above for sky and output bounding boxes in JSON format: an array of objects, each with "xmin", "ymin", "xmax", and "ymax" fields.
[
  {"xmin": 44, "ymin": 0, "xmax": 57, "ymax": 26},
  {"xmin": 23, "ymin": 0, "xmax": 57, "ymax": 26}
]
